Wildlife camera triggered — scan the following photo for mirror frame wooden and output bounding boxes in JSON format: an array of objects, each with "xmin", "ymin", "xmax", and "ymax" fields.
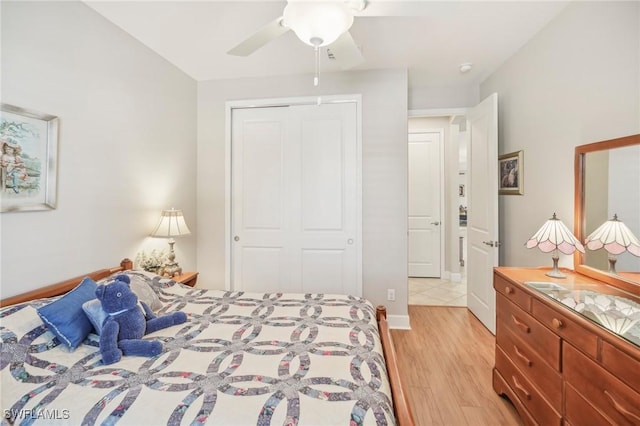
[{"xmin": 574, "ymin": 133, "xmax": 640, "ymax": 294}]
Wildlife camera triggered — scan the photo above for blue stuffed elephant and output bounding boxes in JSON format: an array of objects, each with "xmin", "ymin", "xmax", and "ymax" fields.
[{"xmin": 96, "ymin": 274, "xmax": 187, "ymax": 365}]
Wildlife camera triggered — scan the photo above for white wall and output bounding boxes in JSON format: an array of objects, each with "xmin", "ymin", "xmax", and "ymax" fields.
[
  {"xmin": 197, "ymin": 69, "xmax": 410, "ymax": 317},
  {"xmin": 1, "ymin": 1, "xmax": 197, "ymax": 298},
  {"xmin": 409, "ymin": 85, "xmax": 479, "ymax": 110},
  {"xmin": 480, "ymin": 1, "xmax": 640, "ymax": 269}
]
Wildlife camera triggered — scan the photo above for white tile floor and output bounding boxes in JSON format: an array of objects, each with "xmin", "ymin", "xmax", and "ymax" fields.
[{"xmin": 408, "ymin": 276, "xmax": 467, "ymax": 306}]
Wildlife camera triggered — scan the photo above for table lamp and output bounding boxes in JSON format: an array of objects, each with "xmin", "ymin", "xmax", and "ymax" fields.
[
  {"xmin": 150, "ymin": 208, "xmax": 191, "ymax": 277},
  {"xmin": 525, "ymin": 213, "xmax": 585, "ymax": 278},
  {"xmin": 584, "ymin": 214, "xmax": 640, "ymax": 275}
]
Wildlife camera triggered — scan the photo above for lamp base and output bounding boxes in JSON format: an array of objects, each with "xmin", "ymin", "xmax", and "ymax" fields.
[
  {"xmin": 160, "ymin": 238, "xmax": 182, "ymax": 278},
  {"xmin": 546, "ymin": 255, "xmax": 566, "ymax": 279},
  {"xmin": 607, "ymin": 255, "xmax": 618, "ymax": 275},
  {"xmin": 545, "ymin": 269, "xmax": 567, "ymax": 279},
  {"xmin": 161, "ymin": 262, "xmax": 182, "ymax": 278}
]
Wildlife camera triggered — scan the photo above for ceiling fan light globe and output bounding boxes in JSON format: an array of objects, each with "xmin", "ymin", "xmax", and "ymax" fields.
[{"xmin": 283, "ymin": 1, "xmax": 354, "ymax": 47}]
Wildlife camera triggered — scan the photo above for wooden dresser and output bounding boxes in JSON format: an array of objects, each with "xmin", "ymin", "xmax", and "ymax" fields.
[{"xmin": 493, "ymin": 267, "xmax": 640, "ymax": 425}]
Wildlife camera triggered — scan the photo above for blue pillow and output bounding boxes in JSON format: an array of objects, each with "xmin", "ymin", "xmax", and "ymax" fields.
[
  {"xmin": 82, "ymin": 299, "xmax": 108, "ymax": 335},
  {"xmin": 37, "ymin": 277, "xmax": 98, "ymax": 349}
]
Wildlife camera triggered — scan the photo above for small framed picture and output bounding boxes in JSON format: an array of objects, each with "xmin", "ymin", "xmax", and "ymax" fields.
[
  {"xmin": 1, "ymin": 104, "xmax": 59, "ymax": 212},
  {"xmin": 498, "ymin": 150, "xmax": 523, "ymax": 195}
]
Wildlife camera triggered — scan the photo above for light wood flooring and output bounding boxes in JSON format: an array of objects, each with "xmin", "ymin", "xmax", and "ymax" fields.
[{"xmin": 391, "ymin": 305, "xmax": 522, "ymax": 426}]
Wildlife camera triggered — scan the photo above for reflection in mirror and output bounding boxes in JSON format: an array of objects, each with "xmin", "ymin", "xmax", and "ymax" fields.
[
  {"xmin": 584, "ymin": 213, "xmax": 640, "ymax": 276},
  {"xmin": 584, "ymin": 145, "xmax": 640, "ymax": 273},
  {"xmin": 576, "ymin": 135, "xmax": 640, "ymax": 290}
]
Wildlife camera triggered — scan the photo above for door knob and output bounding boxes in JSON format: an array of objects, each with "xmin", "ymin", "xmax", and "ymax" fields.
[
  {"xmin": 234, "ymin": 236, "xmax": 240, "ymax": 242},
  {"xmin": 431, "ymin": 221, "xmax": 441, "ymax": 225}
]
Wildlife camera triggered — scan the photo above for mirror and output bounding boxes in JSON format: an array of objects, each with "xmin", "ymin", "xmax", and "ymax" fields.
[{"xmin": 574, "ymin": 134, "xmax": 640, "ymax": 292}]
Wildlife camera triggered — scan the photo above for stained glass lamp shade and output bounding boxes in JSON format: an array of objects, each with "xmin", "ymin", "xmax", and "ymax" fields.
[
  {"xmin": 526, "ymin": 213, "xmax": 585, "ymax": 278},
  {"xmin": 585, "ymin": 214, "xmax": 640, "ymax": 274}
]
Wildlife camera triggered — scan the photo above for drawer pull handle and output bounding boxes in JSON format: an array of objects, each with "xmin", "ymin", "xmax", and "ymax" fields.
[
  {"xmin": 511, "ymin": 315, "xmax": 531, "ymax": 333},
  {"xmin": 505, "ymin": 286, "xmax": 514, "ymax": 295},
  {"xmin": 512, "ymin": 376, "xmax": 531, "ymax": 400},
  {"xmin": 604, "ymin": 390, "xmax": 640, "ymax": 423},
  {"xmin": 552, "ymin": 318, "xmax": 564, "ymax": 329},
  {"xmin": 514, "ymin": 345, "xmax": 532, "ymax": 366}
]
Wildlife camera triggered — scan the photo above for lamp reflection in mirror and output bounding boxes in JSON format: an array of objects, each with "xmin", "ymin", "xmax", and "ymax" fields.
[
  {"xmin": 585, "ymin": 214, "xmax": 640, "ymax": 275},
  {"xmin": 526, "ymin": 213, "xmax": 585, "ymax": 278},
  {"xmin": 150, "ymin": 208, "xmax": 191, "ymax": 278},
  {"xmin": 560, "ymin": 293, "xmax": 640, "ymax": 335},
  {"xmin": 583, "ymin": 294, "xmax": 640, "ymax": 335}
]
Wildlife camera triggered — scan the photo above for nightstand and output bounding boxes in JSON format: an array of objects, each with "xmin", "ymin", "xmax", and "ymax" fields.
[{"xmin": 172, "ymin": 272, "xmax": 199, "ymax": 287}]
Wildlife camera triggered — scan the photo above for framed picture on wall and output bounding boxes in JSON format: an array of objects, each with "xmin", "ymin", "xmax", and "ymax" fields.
[
  {"xmin": 1, "ymin": 104, "xmax": 59, "ymax": 212},
  {"xmin": 498, "ymin": 150, "xmax": 524, "ymax": 195}
]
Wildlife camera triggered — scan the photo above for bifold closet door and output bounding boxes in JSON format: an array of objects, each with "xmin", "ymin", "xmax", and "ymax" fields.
[{"xmin": 231, "ymin": 103, "xmax": 359, "ymax": 295}]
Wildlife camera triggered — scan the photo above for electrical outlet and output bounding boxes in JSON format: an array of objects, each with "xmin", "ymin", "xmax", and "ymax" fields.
[{"xmin": 387, "ymin": 289, "xmax": 396, "ymax": 301}]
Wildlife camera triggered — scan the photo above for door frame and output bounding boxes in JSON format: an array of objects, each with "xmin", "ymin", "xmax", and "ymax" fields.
[
  {"xmin": 408, "ymin": 108, "xmax": 468, "ymax": 282},
  {"xmin": 407, "ymin": 128, "xmax": 445, "ymax": 277},
  {"xmin": 225, "ymin": 94, "xmax": 363, "ymax": 292}
]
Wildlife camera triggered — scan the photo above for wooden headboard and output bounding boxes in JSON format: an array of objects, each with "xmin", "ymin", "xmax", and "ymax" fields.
[{"xmin": 0, "ymin": 258, "xmax": 133, "ymax": 308}]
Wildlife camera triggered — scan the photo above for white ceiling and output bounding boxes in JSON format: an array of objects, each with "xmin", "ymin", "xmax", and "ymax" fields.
[{"xmin": 85, "ymin": 1, "xmax": 569, "ymax": 92}]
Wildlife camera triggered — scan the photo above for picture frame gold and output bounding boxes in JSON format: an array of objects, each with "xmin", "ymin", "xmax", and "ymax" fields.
[{"xmin": 498, "ymin": 150, "xmax": 523, "ymax": 195}]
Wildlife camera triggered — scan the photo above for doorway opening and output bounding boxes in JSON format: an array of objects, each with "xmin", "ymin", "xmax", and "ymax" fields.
[{"xmin": 407, "ymin": 113, "xmax": 468, "ymax": 306}]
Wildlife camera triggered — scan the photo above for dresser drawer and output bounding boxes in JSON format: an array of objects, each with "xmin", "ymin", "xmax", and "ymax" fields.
[
  {"xmin": 565, "ymin": 383, "xmax": 611, "ymax": 426},
  {"xmin": 496, "ymin": 323, "xmax": 562, "ymax": 409},
  {"xmin": 494, "ymin": 273, "xmax": 532, "ymax": 311},
  {"xmin": 601, "ymin": 341, "xmax": 640, "ymax": 392},
  {"xmin": 497, "ymin": 295, "xmax": 561, "ymax": 370},
  {"xmin": 531, "ymin": 298, "xmax": 599, "ymax": 359},
  {"xmin": 495, "ymin": 346, "xmax": 561, "ymax": 426},
  {"xmin": 564, "ymin": 342, "xmax": 640, "ymax": 425},
  {"xmin": 493, "ymin": 368, "xmax": 537, "ymax": 426}
]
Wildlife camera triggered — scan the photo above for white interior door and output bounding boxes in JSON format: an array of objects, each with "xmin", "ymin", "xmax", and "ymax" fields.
[
  {"xmin": 231, "ymin": 107, "xmax": 288, "ymax": 292},
  {"xmin": 408, "ymin": 130, "xmax": 443, "ymax": 277},
  {"xmin": 231, "ymin": 102, "xmax": 360, "ymax": 295},
  {"xmin": 467, "ymin": 93, "xmax": 499, "ymax": 334}
]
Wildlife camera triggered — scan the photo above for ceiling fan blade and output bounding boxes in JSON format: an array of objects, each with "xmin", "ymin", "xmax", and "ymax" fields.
[
  {"xmin": 227, "ymin": 17, "xmax": 289, "ymax": 56},
  {"xmin": 354, "ymin": 1, "xmax": 458, "ymax": 17},
  {"xmin": 328, "ymin": 31, "xmax": 364, "ymax": 70}
]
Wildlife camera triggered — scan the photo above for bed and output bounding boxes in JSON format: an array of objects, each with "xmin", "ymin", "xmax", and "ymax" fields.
[{"xmin": 0, "ymin": 259, "xmax": 414, "ymax": 426}]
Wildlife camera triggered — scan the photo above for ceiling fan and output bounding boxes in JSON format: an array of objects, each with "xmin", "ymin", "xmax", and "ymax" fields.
[{"xmin": 227, "ymin": 0, "xmax": 368, "ymax": 82}]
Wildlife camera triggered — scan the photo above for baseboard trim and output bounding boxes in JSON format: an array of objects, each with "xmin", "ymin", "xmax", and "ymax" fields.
[{"xmin": 388, "ymin": 314, "xmax": 411, "ymax": 330}]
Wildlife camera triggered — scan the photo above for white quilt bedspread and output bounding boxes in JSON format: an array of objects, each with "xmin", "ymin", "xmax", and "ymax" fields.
[{"xmin": 1, "ymin": 274, "xmax": 395, "ymax": 425}]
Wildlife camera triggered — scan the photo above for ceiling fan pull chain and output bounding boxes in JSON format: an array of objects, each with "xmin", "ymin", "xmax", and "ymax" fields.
[{"xmin": 314, "ymin": 45, "xmax": 320, "ymax": 86}]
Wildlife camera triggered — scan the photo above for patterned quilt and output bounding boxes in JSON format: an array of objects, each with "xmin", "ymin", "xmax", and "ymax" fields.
[{"xmin": 1, "ymin": 272, "xmax": 395, "ymax": 425}]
